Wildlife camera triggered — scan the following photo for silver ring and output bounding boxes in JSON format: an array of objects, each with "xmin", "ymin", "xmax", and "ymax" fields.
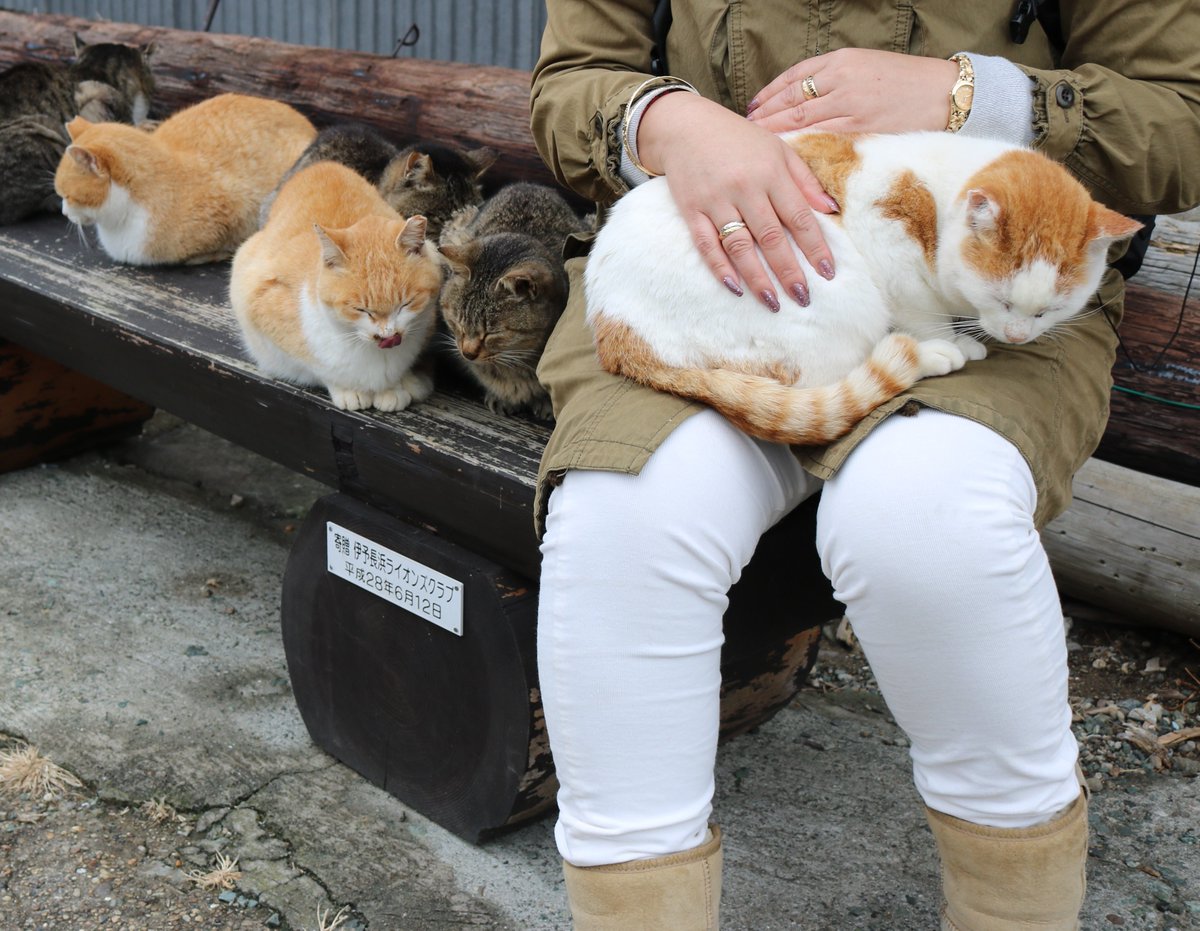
[
  {"xmin": 718, "ymin": 220, "xmax": 748, "ymax": 241},
  {"xmin": 802, "ymin": 75, "xmax": 820, "ymax": 100}
]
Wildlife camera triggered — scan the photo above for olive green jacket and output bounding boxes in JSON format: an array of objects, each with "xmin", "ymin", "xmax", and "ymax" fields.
[{"xmin": 527, "ymin": 1, "xmax": 1200, "ymax": 533}]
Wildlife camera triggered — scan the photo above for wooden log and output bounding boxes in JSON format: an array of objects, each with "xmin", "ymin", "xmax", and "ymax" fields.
[
  {"xmin": 0, "ymin": 10, "xmax": 555, "ymax": 192},
  {"xmin": 0, "ymin": 339, "xmax": 154, "ymax": 472},
  {"xmin": 1043, "ymin": 458, "xmax": 1200, "ymax": 638},
  {"xmin": 1097, "ymin": 281, "xmax": 1200, "ymax": 487}
]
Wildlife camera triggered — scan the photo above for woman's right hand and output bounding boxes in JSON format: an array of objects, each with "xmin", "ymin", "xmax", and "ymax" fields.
[{"xmin": 635, "ymin": 91, "xmax": 838, "ymax": 310}]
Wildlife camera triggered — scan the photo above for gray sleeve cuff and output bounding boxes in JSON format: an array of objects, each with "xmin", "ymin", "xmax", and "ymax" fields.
[
  {"xmin": 618, "ymin": 85, "xmax": 699, "ymax": 187},
  {"xmin": 958, "ymin": 52, "xmax": 1037, "ymax": 147}
]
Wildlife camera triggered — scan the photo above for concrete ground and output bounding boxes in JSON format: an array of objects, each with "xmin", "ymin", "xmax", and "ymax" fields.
[{"xmin": 1, "ymin": 413, "xmax": 1196, "ymax": 930}]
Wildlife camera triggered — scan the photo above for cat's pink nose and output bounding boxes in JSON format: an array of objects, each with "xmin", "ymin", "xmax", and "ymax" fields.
[{"xmin": 460, "ymin": 339, "xmax": 482, "ymax": 360}]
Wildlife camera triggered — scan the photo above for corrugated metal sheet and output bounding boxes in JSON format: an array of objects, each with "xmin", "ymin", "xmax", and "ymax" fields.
[{"xmin": 2, "ymin": 0, "xmax": 547, "ymax": 70}]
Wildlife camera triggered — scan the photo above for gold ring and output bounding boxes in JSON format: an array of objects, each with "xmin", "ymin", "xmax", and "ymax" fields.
[
  {"xmin": 802, "ymin": 75, "xmax": 820, "ymax": 100},
  {"xmin": 718, "ymin": 220, "xmax": 747, "ymax": 240}
]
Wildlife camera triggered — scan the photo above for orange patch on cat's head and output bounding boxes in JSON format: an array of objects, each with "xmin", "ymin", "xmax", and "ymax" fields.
[
  {"xmin": 55, "ymin": 142, "xmax": 112, "ymax": 208},
  {"xmin": 314, "ymin": 215, "xmax": 443, "ymax": 329},
  {"xmin": 958, "ymin": 150, "xmax": 1141, "ymax": 287}
]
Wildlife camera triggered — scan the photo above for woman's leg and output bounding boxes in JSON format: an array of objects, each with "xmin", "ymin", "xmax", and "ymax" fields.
[
  {"xmin": 815, "ymin": 409, "xmax": 1079, "ymax": 826},
  {"xmin": 538, "ymin": 408, "xmax": 817, "ymax": 867},
  {"xmin": 816, "ymin": 409, "xmax": 1086, "ymax": 929}
]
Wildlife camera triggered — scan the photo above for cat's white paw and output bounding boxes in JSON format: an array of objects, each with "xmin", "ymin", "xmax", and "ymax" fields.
[
  {"xmin": 372, "ymin": 387, "xmax": 414, "ymax": 412},
  {"xmin": 915, "ymin": 339, "xmax": 968, "ymax": 378},
  {"xmin": 954, "ymin": 335, "xmax": 990, "ymax": 362},
  {"xmin": 401, "ymin": 371, "xmax": 435, "ymax": 404},
  {"xmin": 329, "ymin": 387, "xmax": 373, "ymax": 410}
]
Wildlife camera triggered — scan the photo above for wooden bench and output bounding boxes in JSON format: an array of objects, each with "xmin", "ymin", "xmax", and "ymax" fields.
[
  {"xmin": 0, "ymin": 12, "xmax": 839, "ymax": 843},
  {"xmin": 2, "ymin": 11, "xmax": 1197, "ymax": 841}
]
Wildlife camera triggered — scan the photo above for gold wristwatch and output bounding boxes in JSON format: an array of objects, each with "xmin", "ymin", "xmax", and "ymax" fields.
[{"xmin": 946, "ymin": 53, "xmax": 975, "ymax": 133}]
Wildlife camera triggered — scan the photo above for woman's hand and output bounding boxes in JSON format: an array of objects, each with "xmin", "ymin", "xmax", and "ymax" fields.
[
  {"xmin": 636, "ymin": 91, "xmax": 839, "ymax": 311},
  {"xmin": 747, "ymin": 49, "xmax": 959, "ymax": 135}
]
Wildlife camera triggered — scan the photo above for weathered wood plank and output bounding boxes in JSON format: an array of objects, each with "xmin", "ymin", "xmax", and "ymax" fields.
[
  {"xmin": 0, "ymin": 215, "xmax": 549, "ymax": 579},
  {"xmin": 1043, "ymin": 459, "xmax": 1200, "ymax": 637}
]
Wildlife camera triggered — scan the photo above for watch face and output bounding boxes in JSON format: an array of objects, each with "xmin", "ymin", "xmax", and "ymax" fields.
[{"xmin": 953, "ymin": 85, "xmax": 974, "ymax": 109}]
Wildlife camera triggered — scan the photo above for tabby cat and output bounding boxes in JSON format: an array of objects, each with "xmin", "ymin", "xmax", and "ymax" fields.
[
  {"xmin": 586, "ymin": 130, "xmax": 1141, "ymax": 445},
  {"xmin": 438, "ymin": 182, "xmax": 588, "ymax": 419},
  {"xmin": 0, "ymin": 36, "xmax": 155, "ymax": 225},
  {"xmin": 259, "ymin": 122, "xmax": 496, "ymax": 238},
  {"xmin": 54, "ymin": 93, "xmax": 316, "ymax": 265},
  {"xmin": 230, "ymin": 160, "xmax": 444, "ymax": 412}
]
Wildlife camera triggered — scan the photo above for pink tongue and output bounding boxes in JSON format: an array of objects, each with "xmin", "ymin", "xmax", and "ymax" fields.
[{"xmin": 378, "ymin": 334, "xmax": 403, "ymax": 349}]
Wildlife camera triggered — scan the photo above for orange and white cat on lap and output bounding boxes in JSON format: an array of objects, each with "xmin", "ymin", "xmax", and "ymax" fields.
[
  {"xmin": 229, "ymin": 160, "xmax": 444, "ymax": 412},
  {"xmin": 586, "ymin": 131, "xmax": 1141, "ymax": 445}
]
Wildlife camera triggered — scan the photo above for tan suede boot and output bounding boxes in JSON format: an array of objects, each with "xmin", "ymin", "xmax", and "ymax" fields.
[
  {"xmin": 925, "ymin": 793, "xmax": 1089, "ymax": 930},
  {"xmin": 562, "ymin": 826, "xmax": 722, "ymax": 930}
]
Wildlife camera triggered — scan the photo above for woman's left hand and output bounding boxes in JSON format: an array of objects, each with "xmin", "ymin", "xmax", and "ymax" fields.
[{"xmin": 747, "ymin": 48, "xmax": 959, "ymax": 135}]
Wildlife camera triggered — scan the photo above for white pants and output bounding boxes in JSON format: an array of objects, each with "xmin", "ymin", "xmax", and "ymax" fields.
[{"xmin": 538, "ymin": 408, "xmax": 1081, "ymax": 867}]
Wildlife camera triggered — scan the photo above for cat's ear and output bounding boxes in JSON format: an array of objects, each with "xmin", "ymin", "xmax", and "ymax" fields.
[
  {"xmin": 1086, "ymin": 203, "xmax": 1142, "ymax": 246},
  {"xmin": 439, "ymin": 240, "xmax": 479, "ymax": 277},
  {"xmin": 73, "ymin": 32, "xmax": 88, "ymax": 54},
  {"xmin": 402, "ymin": 150, "xmax": 433, "ymax": 186},
  {"xmin": 465, "ymin": 146, "xmax": 499, "ymax": 179},
  {"xmin": 965, "ymin": 189, "xmax": 1001, "ymax": 235},
  {"xmin": 496, "ymin": 262, "xmax": 553, "ymax": 300},
  {"xmin": 65, "ymin": 116, "xmax": 91, "ymax": 140},
  {"xmin": 66, "ymin": 144, "xmax": 103, "ymax": 176},
  {"xmin": 313, "ymin": 224, "xmax": 348, "ymax": 269},
  {"xmin": 140, "ymin": 41, "xmax": 156, "ymax": 60},
  {"xmin": 396, "ymin": 215, "xmax": 428, "ymax": 254}
]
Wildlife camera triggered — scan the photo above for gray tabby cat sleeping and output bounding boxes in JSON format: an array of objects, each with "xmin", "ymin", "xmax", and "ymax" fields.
[
  {"xmin": 258, "ymin": 122, "xmax": 497, "ymax": 238},
  {"xmin": 0, "ymin": 35, "xmax": 155, "ymax": 225},
  {"xmin": 438, "ymin": 182, "xmax": 589, "ymax": 420}
]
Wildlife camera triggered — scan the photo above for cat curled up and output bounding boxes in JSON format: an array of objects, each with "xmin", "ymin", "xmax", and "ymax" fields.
[
  {"xmin": 439, "ymin": 182, "xmax": 589, "ymax": 419},
  {"xmin": 0, "ymin": 35, "xmax": 155, "ymax": 225},
  {"xmin": 259, "ymin": 122, "xmax": 497, "ymax": 238},
  {"xmin": 229, "ymin": 160, "xmax": 443, "ymax": 413},
  {"xmin": 55, "ymin": 93, "xmax": 316, "ymax": 264},
  {"xmin": 586, "ymin": 130, "xmax": 1142, "ymax": 445}
]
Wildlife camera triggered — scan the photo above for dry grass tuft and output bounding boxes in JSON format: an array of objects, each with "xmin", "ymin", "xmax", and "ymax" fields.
[
  {"xmin": 314, "ymin": 903, "xmax": 351, "ymax": 931},
  {"xmin": 140, "ymin": 796, "xmax": 178, "ymax": 824},
  {"xmin": 0, "ymin": 743, "xmax": 84, "ymax": 797},
  {"xmin": 187, "ymin": 852, "xmax": 243, "ymax": 890}
]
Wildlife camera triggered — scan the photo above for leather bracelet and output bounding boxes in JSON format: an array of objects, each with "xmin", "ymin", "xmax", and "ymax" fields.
[{"xmin": 621, "ymin": 76, "xmax": 699, "ymax": 178}]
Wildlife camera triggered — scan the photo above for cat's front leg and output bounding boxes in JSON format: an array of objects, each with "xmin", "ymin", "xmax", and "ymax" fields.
[
  {"xmin": 951, "ymin": 334, "xmax": 989, "ymax": 362},
  {"xmin": 328, "ymin": 386, "xmax": 374, "ymax": 411},
  {"xmin": 372, "ymin": 371, "xmax": 434, "ymax": 412},
  {"xmin": 914, "ymin": 339, "xmax": 969, "ymax": 378}
]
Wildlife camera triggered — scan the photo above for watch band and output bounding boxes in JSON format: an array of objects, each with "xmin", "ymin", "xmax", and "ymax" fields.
[{"xmin": 946, "ymin": 53, "xmax": 975, "ymax": 133}]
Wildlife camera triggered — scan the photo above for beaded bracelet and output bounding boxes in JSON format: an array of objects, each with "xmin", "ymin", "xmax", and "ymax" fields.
[{"xmin": 620, "ymin": 76, "xmax": 699, "ymax": 178}]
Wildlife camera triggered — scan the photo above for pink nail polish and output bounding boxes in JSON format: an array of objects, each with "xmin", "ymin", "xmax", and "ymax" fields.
[
  {"xmin": 791, "ymin": 283, "xmax": 810, "ymax": 307},
  {"xmin": 818, "ymin": 260, "xmax": 835, "ymax": 280},
  {"xmin": 761, "ymin": 290, "xmax": 781, "ymax": 313},
  {"xmin": 824, "ymin": 196, "xmax": 840, "ymax": 214},
  {"xmin": 746, "ymin": 97, "xmax": 760, "ymax": 115},
  {"xmin": 723, "ymin": 276, "xmax": 744, "ymax": 297}
]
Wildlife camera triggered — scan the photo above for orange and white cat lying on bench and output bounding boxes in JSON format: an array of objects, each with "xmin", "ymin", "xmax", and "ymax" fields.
[
  {"xmin": 55, "ymin": 93, "xmax": 315, "ymax": 265},
  {"xmin": 585, "ymin": 131, "xmax": 1141, "ymax": 446},
  {"xmin": 229, "ymin": 160, "xmax": 444, "ymax": 412}
]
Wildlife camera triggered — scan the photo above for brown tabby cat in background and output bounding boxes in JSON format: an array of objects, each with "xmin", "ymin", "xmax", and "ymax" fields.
[
  {"xmin": 54, "ymin": 93, "xmax": 316, "ymax": 265},
  {"xmin": 439, "ymin": 182, "xmax": 588, "ymax": 419},
  {"xmin": 0, "ymin": 35, "xmax": 155, "ymax": 225},
  {"xmin": 259, "ymin": 121, "xmax": 497, "ymax": 239},
  {"xmin": 231, "ymin": 160, "xmax": 444, "ymax": 412}
]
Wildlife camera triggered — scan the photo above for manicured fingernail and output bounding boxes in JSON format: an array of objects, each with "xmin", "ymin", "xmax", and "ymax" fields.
[
  {"xmin": 791, "ymin": 283, "xmax": 810, "ymax": 307},
  {"xmin": 761, "ymin": 290, "xmax": 781, "ymax": 313},
  {"xmin": 824, "ymin": 196, "xmax": 840, "ymax": 213},
  {"xmin": 818, "ymin": 260, "xmax": 835, "ymax": 280},
  {"xmin": 723, "ymin": 276, "xmax": 744, "ymax": 297},
  {"xmin": 746, "ymin": 97, "xmax": 760, "ymax": 115}
]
